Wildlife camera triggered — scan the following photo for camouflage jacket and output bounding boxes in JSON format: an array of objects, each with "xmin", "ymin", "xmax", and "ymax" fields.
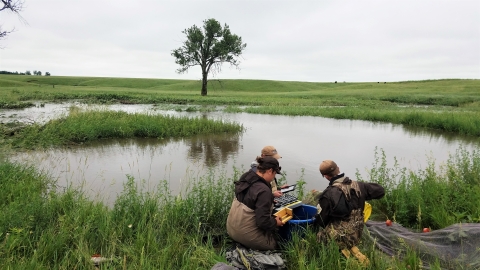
[{"xmin": 315, "ymin": 174, "xmax": 385, "ymax": 228}]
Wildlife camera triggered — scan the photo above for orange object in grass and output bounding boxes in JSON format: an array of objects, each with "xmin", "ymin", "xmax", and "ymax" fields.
[
  {"xmin": 423, "ymin": 227, "xmax": 430, "ymax": 233},
  {"xmin": 386, "ymin": 219, "xmax": 392, "ymax": 226}
]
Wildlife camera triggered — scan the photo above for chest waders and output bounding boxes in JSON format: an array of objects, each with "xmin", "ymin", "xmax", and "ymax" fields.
[{"xmin": 317, "ymin": 180, "xmax": 370, "ymax": 266}]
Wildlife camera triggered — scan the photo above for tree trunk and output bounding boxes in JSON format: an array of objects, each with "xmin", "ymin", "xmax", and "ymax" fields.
[{"xmin": 201, "ymin": 71, "xmax": 208, "ymax": 96}]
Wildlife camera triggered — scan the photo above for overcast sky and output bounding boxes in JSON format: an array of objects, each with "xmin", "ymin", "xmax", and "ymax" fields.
[{"xmin": 1, "ymin": 0, "xmax": 479, "ymax": 82}]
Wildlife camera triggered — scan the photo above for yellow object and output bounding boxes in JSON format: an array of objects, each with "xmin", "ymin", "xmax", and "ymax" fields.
[
  {"xmin": 274, "ymin": 207, "xmax": 293, "ymax": 224},
  {"xmin": 342, "ymin": 246, "xmax": 370, "ymax": 267},
  {"xmin": 350, "ymin": 246, "xmax": 370, "ymax": 266},
  {"xmin": 341, "ymin": 248, "xmax": 351, "ymax": 258},
  {"xmin": 363, "ymin": 202, "xmax": 372, "ymax": 223}
]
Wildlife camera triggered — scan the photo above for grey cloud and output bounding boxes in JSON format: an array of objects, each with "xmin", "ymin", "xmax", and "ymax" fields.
[{"xmin": 1, "ymin": 0, "xmax": 478, "ymax": 82}]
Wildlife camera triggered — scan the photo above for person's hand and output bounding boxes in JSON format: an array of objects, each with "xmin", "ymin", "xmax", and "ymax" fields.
[
  {"xmin": 273, "ymin": 190, "xmax": 283, "ymax": 198},
  {"xmin": 280, "ymin": 184, "xmax": 289, "ymax": 189},
  {"xmin": 275, "ymin": 216, "xmax": 284, "ymax": 226}
]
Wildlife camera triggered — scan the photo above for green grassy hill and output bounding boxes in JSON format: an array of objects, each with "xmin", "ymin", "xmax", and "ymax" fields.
[
  {"xmin": 1, "ymin": 74, "xmax": 480, "ymax": 135},
  {"xmin": 1, "ymin": 75, "xmax": 478, "ymax": 104},
  {"xmin": 1, "ymin": 74, "xmax": 477, "ymax": 96}
]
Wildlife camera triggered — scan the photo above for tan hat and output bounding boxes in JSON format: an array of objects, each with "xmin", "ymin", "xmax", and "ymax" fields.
[
  {"xmin": 261, "ymin": 146, "xmax": 281, "ymax": 159},
  {"xmin": 319, "ymin": 160, "xmax": 339, "ymax": 176}
]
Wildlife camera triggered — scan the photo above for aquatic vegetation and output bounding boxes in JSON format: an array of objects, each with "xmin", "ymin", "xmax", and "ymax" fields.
[{"xmin": 4, "ymin": 109, "xmax": 243, "ymax": 149}]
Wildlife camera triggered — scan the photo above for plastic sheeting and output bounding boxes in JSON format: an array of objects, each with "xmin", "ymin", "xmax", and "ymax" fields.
[{"xmin": 365, "ymin": 221, "xmax": 480, "ymax": 269}]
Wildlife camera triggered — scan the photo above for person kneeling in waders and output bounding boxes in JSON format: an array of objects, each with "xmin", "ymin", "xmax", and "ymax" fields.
[
  {"xmin": 227, "ymin": 156, "xmax": 284, "ymax": 251},
  {"xmin": 314, "ymin": 160, "xmax": 385, "ymax": 265}
]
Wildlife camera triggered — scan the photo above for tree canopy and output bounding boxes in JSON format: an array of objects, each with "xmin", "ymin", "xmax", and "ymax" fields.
[{"xmin": 171, "ymin": 18, "xmax": 246, "ymax": 96}]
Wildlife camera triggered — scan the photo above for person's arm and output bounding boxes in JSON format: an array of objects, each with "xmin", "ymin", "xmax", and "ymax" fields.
[
  {"xmin": 273, "ymin": 184, "xmax": 292, "ymax": 197},
  {"xmin": 254, "ymin": 190, "xmax": 278, "ymax": 231},
  {"xmin": 271, "ymin": 177, "xmax": 284, "ymax": 197},
  {"xmin": 315, "ymin": 195, "xmax": 332, "ymax": 228},
  {"xmin": 364, "ymin": 183, "xmax": 385, "ymax": 200},
  {"xmin": 271, "ymin": 178, "xmax": 278, "ymax": 192}
]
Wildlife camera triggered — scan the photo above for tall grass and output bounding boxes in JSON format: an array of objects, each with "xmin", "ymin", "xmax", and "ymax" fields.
[
  {"xmin": 283, "ymin": 229, "xmax": 447, "ymax": 270},
  {"xmin": 2, "ymin": 146, "xmax": 479, "ymax": 269},
  {"xmin": 358, "ymin": 147, "xmax": 480, "ymax": 229},
  {"xmin": 0, "ymin": 161, "xmax": 237, "ymax": 269},
  {"xmin": 3, "ymin": 107, "xmax": 243, "ymax": 149}
]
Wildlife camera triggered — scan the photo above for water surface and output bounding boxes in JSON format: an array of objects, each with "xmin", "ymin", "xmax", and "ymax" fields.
[{"xmin": 4, "ymin": 103, "xmax": 479, "ymax": 205}]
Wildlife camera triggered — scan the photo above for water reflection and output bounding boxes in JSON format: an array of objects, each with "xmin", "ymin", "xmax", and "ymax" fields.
[
  {"xmin": 187, "ymin": 133, "xmax": 242, "ymax": 167},
  {"xmin": 401, "ymin": 124, "xmax": 479, "ymax": 145}
]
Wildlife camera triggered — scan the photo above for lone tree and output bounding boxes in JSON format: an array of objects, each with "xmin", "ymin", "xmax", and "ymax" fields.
[
  {"xmin": 1, "ymin": 0, "xmax": 24, "ymax": 40},
  {"xmin": 172, "ymin": 18, "xmax": 246, "ymax": 96}
]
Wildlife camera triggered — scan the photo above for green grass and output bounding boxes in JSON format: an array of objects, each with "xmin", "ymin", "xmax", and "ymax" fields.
[
  {"xmin": 1, "ymin": 75, "xmax": 480, "ymax": 135},
  {"xmin": 0, "ymin": 162, "xmax": 237, "ymax": 269},
  {"xmin": 1, "ymin": 75, "xmax": 479, "ymax": 268},
  {"xmin": 2, "ymin": 147, "xmax": 478, "ymax": 269},
  {"xmin": 240, "ymin": 106, "xmax": 480, "ymax": 135},
  {"xmin": 358, "ymin": 147, "xmax": 480, "ymax": 229},
  {"xmin": 1, "ymin": 106, "xmax": 243, "ymax": 149}
]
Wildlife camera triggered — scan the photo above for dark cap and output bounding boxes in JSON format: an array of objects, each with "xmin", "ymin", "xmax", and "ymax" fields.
[{"xmin": 257, "ymin": 156, "xmax": 282, "ymax": 174}]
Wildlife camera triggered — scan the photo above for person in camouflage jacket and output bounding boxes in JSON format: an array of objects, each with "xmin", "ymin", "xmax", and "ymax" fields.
[{"xmin": 314, "ymin": 160, "xmax": 385, "ymax": 264}]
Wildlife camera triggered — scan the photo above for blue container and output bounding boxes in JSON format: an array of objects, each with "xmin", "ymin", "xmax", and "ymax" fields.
[{"xmin": 278, "ymin": 204, "xmax": 317, "ymax": 241}]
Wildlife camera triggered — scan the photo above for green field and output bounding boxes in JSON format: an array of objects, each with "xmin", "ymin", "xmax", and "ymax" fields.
[
  {"xmin": 1, "ymin": 75, "xmax": 479, "ymax": 269},
  {"xmin": 1, "ymin": 75, "xmax": 480, "ymax": 135}
]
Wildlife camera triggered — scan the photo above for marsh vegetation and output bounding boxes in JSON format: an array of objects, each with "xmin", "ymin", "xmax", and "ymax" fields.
[
  {"xmin": 1, "ymin": 75, "xmax": 479, "ymax": 269},
  {"xmin": 1, "ymin": 76, "xmax": 479, "ymax": 135},
  {"xmin": 2, "ymin": 148, "xmax": 479, "ymax": 269}
]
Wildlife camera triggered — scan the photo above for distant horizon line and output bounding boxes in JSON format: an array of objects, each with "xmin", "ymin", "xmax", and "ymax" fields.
[{"xmin": 1, "ymin": 72, "xmax": 478, "ymax": 84}]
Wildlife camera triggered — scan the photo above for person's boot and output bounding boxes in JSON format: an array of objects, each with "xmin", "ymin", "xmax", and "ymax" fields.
[
  {"xmin": 341, "ymin": 248, "xmax": 351, "ymax": 258},
  {"xmin": 350, "ymin": 246, "xmax": 369, "ymax": 266}
]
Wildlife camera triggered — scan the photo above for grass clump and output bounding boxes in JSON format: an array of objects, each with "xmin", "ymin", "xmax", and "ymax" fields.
[{"xmin": 3, "ymin": 107, "xmax": 243, "ymax": 149}]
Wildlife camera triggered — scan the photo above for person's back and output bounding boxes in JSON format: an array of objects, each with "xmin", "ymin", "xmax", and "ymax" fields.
[
  {"xmin": 316, "ymin": 176, "xmax": 383, "ymax": 247},
  {"xmin": 315, "ymin": 160, "xmax": 385, "ymax": 264}
]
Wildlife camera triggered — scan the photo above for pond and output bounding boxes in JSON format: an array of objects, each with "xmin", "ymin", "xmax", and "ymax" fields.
[{"xmin": 3, "ymin": 103, "xmax": 480, "ymax": 205}]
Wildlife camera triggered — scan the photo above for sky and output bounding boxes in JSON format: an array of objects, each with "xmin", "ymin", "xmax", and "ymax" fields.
[{"xmin": 0, "ymin": 0, "xmax": 479, "ymax": 82}]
